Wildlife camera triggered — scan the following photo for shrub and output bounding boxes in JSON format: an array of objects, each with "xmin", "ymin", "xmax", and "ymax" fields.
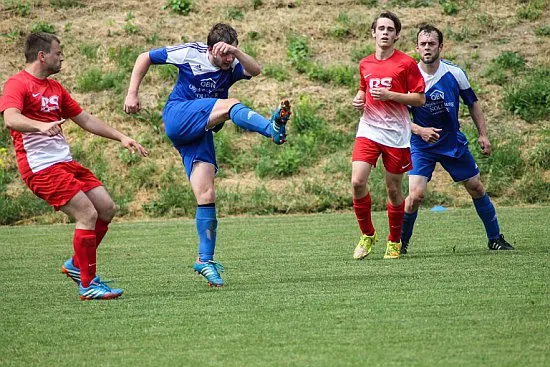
[
  {"xmin": 226, "ymin": 7, "xmax": 244, "ymax": 21},
  {"xmin": 79, "ymin": 43, "xmax": 99, "ymax": 59},
  {"xmin": 535, "ymin": 25, "xmax": 550, "ymax": 37},
  {"xmin": 263, "ymin": 63, "xmax": 289, "ymax": 81},
  {"xmin": 439, "ymin": 0, "xmax": 459, "ymax": 15},
  {"xmin": 49, "ymin": 0, "xmax": 84, "ymax": 8},
  {"xmin": 287, "ymin": 33, "xmax": 311, "ymax": 73},
  {"xmin": 164, "ymin": 0, "xmax": 193, "ymax": 16},
  {"xmin": 516, "ymin": 0, "xmax": 546, "ymax": 20},
  {"xmin": 351, "ymin": 43, "xmax": 374, "ymax": 63},
  {"xmin": 503, "ymin": 68, "xmax": 550, "ymax": 122},
  {"xmin": 30, "ymin": 22, "xmax": 56, "ymax": 34}
]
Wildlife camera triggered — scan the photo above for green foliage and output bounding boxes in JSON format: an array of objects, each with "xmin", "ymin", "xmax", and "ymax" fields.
[
  {"xmin": 75, "ymin": 68, "xmax": 126, "ymax": 93},
  {"xmin": 351, "ymin": 43, "xmax": 374, "ymax": 63},
  {"xmin": 30, "ymin": 22, "xmax": 56, "ymax": 34},
  {"xmin": 49, "ymin": 0, "xmax": 84, "ymax": 8},
  {"xmin": 142, "ymin": 167, "xmax": 196, "ymax": 216},
  {"xmin": 464, "ymin": 127, "xmax": 525, "ymax": 197},
  {"xmin": 439, "ymin": 0, "xmax": 459, "ymax": 15},
  {"xmin": 307, "ymin": 63, "xmax": 357, "ymax": 88},
  {"xmin": 0, "ymin": 28, "xmax": 23, "ymax": 42},
  {"xmin": 328, "ymin": 13, "xmax": 353, "ymax": 39},
  {"xmin": 2, "ymin": 0, "xmax": 31, "ymax": 16},
  {"xmin": 357, "ymin": 0, "xmax": 379, "ymax": 7},
  {"xmin": 484, "ymin": 51, "xmax": 525, "ymax": 85},
  {"xmin": 79, "ymin": 43, "xmax": 99, "ymax": 59},
  {"xmin": 226, "ymin": 7, "xmax": 244, "ymax": 21},
  {"xmin": 387, "ymin": 0, "xmax": 434, "ymax": 7},
  {"xmin": 157, "ymin": 64, "xmax": 179, "ymax": 82},
  {"xmin": 516, "ymin": 173, "xmax": 550, "ymax": 204},
  {"xmin": 247, "ymin": 31, "xmax": 260, "ymax": 41},
  {"xmin": 241, "ymin": 42, "xmax": 257, "ymax": 58},
  {"xmin": 108, "ymin": 45, "xmax": 142, "ymax": 71},
  {"xmin": 535, "ymin": 25, "xmax": 550, "ymax": 37},
  {"xmin": 526, "ymin": 135, "xmax": 550, "ymax": 170},
  {"xmin": 263, "ymin": 63, "xmax": 289, "ymax": 81},
  {"xmin": 164, "ymin": 0, "xmax": 193, "ymax": 15},
  {"xmin": 124, "ymin": 20, "xmax": 139, "ymax": 35},
  {"xmin": 0, "ymin": 191, "xmax": 51, "ymax": 225},
  {"xmin": 503, "ymin": 68, "xmax": 550, "ymax": 122},
  {"xmin": 287, "ymin": 33, "xmax": 311, "ymax": 73},
  {"xmin": 252, "ymin": 0, "xmax": 263, "ymax": 10},
  {"xmin": 516, "ymin": 0, "xmax": 547, "ymax": 20}
]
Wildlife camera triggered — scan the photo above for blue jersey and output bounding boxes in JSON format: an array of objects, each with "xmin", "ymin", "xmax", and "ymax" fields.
[
  {"xmin": 149, "ymin": 42, "xmax": 250, "ymax": 102},
  {"xmin": 410, "ymin": 60, "xmax": 478, "ymax": 157}
]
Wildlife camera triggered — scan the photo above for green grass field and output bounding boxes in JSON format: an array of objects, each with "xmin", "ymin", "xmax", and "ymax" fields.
[{"xmin": 0, "ymin": 207, "xmax": 548, "ymax": 366}]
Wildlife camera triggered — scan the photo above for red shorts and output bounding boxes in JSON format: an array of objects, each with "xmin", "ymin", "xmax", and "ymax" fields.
[
  {"xmin": 352, "ymin": 137, "xmax": 412, "ymax": 174},
  {"xmin": 24, "ymin": 161, "xmax": 103, "ymax": 211}
]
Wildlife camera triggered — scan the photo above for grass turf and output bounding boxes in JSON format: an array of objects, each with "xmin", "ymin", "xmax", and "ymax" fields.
[{"xmin": 0, "ymin": 207, "xmax": 548, "ymax": 366}]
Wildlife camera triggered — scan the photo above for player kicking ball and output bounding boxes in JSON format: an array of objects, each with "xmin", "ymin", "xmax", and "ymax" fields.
[{"xmin": 124, "ymin": 23, "xmax": 291, "ymax": 287}]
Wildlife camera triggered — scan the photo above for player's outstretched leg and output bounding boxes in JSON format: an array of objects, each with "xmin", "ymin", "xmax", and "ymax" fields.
[
  {"xmin": 79, "ymin": 276, "xmax": 123, "ymax": 300},
  {"xmin": 193, "ymin": 260, "xmax": 225, "ymax": 287},
  {"xmin": 488, "ymin": 234, "xmax": 514, "ymax": 250},
  {"xmin": 353, "ymin": 232, "xmax": 377, "ymax": 260},
  {"xmin": 61, "ymin": 257, "xmax": 81, "ymax": 284},
  {"xmin": 270, "ymin": 99, "xmax": 292, "ymax": 145},
  {"xmin": 384, "ymin": 240, "xmax": 402, "ymax": 259}
]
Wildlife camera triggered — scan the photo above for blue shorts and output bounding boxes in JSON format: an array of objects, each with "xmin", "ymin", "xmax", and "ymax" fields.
[
  {"xmin": 409, "ymin": 148, "xmax": 479, "ymax": 182},
  {"xmin": 163, "ymin": 99, "xmax": 218, "ymax": 179}
]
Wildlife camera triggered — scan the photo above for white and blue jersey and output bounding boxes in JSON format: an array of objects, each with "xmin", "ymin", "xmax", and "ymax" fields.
[
  {"xmin": 410, "ymin": 60, "xmax": 477, "ymax": 157},
  {"xmin": 149, "ymin": 42, "xmax": 250, "ymax": 102}
]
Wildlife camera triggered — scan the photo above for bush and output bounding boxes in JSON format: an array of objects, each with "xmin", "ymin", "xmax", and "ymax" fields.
[
  {"xmin": 263, "ymin": 63, "xmax": 289, "ymax": 82},
  {"xmin": 503, "ymin": 68, "xmax": 550, "ymax": 122},
  {"xmin": 49, "ymin": 0, "xmax": 84, "ymax": 8},
  {"xmin": 287, "ymin": 33, "xmax": 311, "ymax": 73},
  {"xmin": 30, "ymin": 22, "xmax": 56, "ymax": 34},
  {"xmin": 439, "ymin": 0, "xmax": 459, "ymax": 15},
  {"xmin": 164, "ymin": 0, "xmax": 193, "ymax": 15}
]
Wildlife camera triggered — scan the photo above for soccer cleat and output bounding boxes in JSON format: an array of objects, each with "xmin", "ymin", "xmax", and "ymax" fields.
[
  {"xmin": 61, "ymin": 257, "xmax": 81, "ymax": 284},
  {"xmin": 270, "ymin": 99, "xmax": 292, "ymax": 145},
  {"xmin": 488, "ymin": 234, "xmax": 514, "ymax": 250},
  {"xmin": 353, "ymin": 232, "xmax": 377, "ymax": 260},
  {"xmin": 193, "ymin": 260, "xmax": 225, "ymax": 287},
  {"xmin": 400, "ymin": 240, "xmax": 409, "ymax": 255},
  {"xmin": 79, "ymin": 276, "xmax": 123, "ymax": 301},
  {"xmin": 384, "ymin": 240, "xmax": 402, "ymax": 259}
]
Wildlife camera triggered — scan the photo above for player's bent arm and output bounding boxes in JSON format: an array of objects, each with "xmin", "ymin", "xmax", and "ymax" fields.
[
  {"xmin": 352, "ymin": 90, "xmax": 366, "ymax": 111},
  {"xmin": 390, "ymin": 91, "xmax": 425, "ymax": 107},
  {"xmin": 234, "ymin": 49, "xmax": 261, "ymax": 77},
  {"xmin": 3, "ymin": 108, "xmax": 64, "ymax": 135},
  {"xmin": 124, "ymin": 52, "xmax": 153, "ymax": 113}
]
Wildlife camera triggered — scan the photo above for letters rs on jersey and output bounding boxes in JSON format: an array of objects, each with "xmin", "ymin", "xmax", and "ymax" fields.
[
  {"xmin": 148, "ymin": 42, "xmax": 251, "ymax": 102},
  {"xmin": 357, "ymin": 50, "xmax": 425, "ymax": 148},
  {"xmin": 410, "ymin": 60, "xmax": 478, "ymax": 157},
  {"xmin": 0, "ymin": 70, "xmax": 83, "ymax": 179}
]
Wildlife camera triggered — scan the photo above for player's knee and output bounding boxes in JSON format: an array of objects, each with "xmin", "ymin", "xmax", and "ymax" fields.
[
  {"xmin": 409, "ymin": 191, "xmax": 425, "ymax": 207},
  {"xmin": 101, "ymin": 199, "xmax": 117, "ymax": 222},
  {"xmin": 351, "ymin": 176, "xmax": 367, "ymax": 191},
  {"xmin": 196, "ymin": 187, "xmax": 215, "ymax": 205},
  {"xmin": 386, "ymin": 186, "xmax": 402, "ymax": 201}
]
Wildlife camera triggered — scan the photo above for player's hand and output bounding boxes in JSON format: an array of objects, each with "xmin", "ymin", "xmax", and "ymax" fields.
[
  {"xmin": 419, "ymin": 127, "xmax": 442, "ymax": 144},
  {"xmin": 124, "ymin": 94, "xmax": 141, "ymax": 114},
  {"xmin": 39, "ymin": 119, "xmax": 65, "ymax": 136},
  {"xmin": 370, "ymin": 87, "xmax": 392, "ymax": 101},
  {"xmin": 121, "ymin": 136, "xmax": 149, "ymax": 157},
  {"xmin": 478, "ymin": 135, "xmax": 491, "ymax": 155},
  {"xmin": 352, "ymin": 95, "xmax": 365, "ymax": 111},
  {"xmin": 212, "ymin": 42, "xmax": 238, "ymax": 57}
]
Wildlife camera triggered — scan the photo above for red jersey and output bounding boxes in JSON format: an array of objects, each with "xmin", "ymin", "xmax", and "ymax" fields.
[
  {"xmin": 357, "ymin": 49, "xmax": 425, "ymax": 148},
  {"xmin": 0, "ymin": 70, "xmax": 83, "ymax": 179}
]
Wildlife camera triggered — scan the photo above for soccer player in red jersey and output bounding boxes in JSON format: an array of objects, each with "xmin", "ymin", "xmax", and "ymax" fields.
[
  {"xmin": 351, "ymin": 12, "xmax": 426, "ymax": 260},
  {"xmin": 0, "ymin": 33, "xmax": 148, "ymax": 300}
]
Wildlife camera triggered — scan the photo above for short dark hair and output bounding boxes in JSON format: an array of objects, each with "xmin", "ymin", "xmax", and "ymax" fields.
[
  {"xmin": 25, "ymin": 32, "xmax": 60, "ymax": 63},
  {"xmin": 417, "ymin": 24, "xmax": 444, "ymax": 45},
  {"xmin": 371, "ymin": 11, "xmax": 402, "ymax": 34},
  {"xmin": 207, "ymin": 23, "xmax": 238, "ymax": 47}
]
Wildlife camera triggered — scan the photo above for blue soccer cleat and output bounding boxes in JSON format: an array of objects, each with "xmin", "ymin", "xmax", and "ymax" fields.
[
  {"xmin": 193, "ymin": 260, "xmax": 225, "ymax": 287},
  {"xmin": 61, "ymin": 257, "xmax": 81, "ymax": 284},
  {"xmin": 79, "ymin": 276, "xmax": 124, "ymax": 301},
  {"xmin": 270, "ymin": 99, "xmax": 292, "ymax": 145}
]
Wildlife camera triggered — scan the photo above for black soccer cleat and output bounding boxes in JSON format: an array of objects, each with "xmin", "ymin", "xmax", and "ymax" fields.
[
  {"xmin": 400, "ymin": 240, "xmax": 409, "ymax": 255},
  {"xmin": 488, "ymin": 234, "xmax": 514, "ymax": 250}
]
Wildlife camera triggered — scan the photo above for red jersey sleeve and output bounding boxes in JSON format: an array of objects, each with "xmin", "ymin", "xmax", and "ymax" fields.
[
  {"xmin": 359, "ymin": 61, "xmax": 367, "ymax": 92},
  {"xmin": 406, "ymin": 59, "xmax": 425, "ymax": 93},
  {"xmin": 58, "ymin": 82, "xmax": 83, "ymax": 119},
  {"xmin": 0, "ymin": 77, "xmax": 26, "ymax": 113}
]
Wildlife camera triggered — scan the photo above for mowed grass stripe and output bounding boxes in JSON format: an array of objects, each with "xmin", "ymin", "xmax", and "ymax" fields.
[{"xmin": 0, "ymin": 207, "xmax": 548, "ymax": 366}]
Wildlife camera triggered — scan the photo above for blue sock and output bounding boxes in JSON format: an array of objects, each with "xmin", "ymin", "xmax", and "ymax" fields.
[
  {"xmin": 196, "ymin": 204, "xmax": 217, "ymax": 262},
  {"xmin": 401, "ymin": 211, "xmax": 418, "ymax": 244},
  {"xmin": 473, "ymin": 194, "xmax": 500, "ymax": 241},
  {"xmin": 229, "ymin": 103, "xmax": 271, "ymax": 138}
]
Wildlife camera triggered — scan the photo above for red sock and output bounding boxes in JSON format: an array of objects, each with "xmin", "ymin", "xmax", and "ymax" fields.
[
  {"xmin": 353, "ymin": 194, "xmax": 375, "ymax": 236},
  {"xmin": 73, "ymin": 229, "xmax": 97, "ymax": 288},
  {"xmin": 95, "ymin": 218, "xmax": 110, "ymax": 248},
  {"xmin": 388, "ymin": 201, "xmax": 405, "ymax": 242}
]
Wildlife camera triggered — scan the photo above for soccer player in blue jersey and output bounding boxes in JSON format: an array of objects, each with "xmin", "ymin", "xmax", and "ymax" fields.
[
  {"xmin": 124, "ymin": 23, "xmax": 291, "ymax": 287},
  {"xmin": 400, "ymin": 24, "xmax": 513, "ymax": 254}
]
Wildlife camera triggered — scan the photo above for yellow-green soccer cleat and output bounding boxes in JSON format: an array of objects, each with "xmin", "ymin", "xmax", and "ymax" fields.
[
  {"xmin": 353, "ymin": 232, "xmax": 377, "ymax": 260},
  {"xmin": 384, "ymin": 240, "xmax": 402, "ymax": 259}
]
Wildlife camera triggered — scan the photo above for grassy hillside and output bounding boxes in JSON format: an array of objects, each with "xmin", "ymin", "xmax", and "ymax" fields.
[{"xmin": 0, "ymin": 0, "xmax": 549, "ymax": 224}]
